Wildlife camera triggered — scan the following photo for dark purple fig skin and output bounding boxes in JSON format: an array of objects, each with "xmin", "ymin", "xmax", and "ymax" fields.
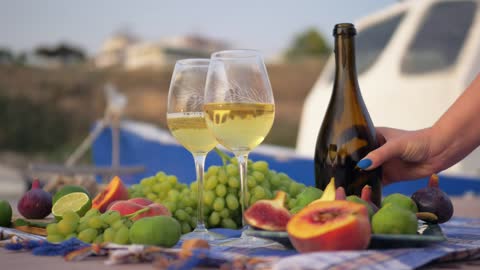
[
  {"xmin": 17, "ymin": 179, "xmax": 52, "ymax": 219},
  {"xmin": 411, "ymin": 187, "xmax": 453, "ymax": 223}
]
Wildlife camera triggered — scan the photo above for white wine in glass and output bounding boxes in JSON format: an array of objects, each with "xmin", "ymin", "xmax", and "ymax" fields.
[
  {"xmin": 166, "ymin": 59, "xmax": 223, "ymax": 242},
  {"xmin": 204, "ymin": 50, "xmax": 275, "ymax": 247}
]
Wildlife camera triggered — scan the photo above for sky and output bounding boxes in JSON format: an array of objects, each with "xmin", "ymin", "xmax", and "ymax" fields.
[{"xmin": 0, "ymin": 0, "xmax": 397, "ymax": 58}]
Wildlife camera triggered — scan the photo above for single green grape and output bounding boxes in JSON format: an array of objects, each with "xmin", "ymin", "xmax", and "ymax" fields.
[
  {"xmin": 215, "ymin": 184, "xmax": 227, "ymax": 198},
  {"xmin": 175, "ymin": 209, "xmax": 189, "ymax": 221},
  {"xmin": 205, "ymin": 176, "xmax": 218, "ymax": 190},
  {"xmin": 219, "ymin": 208, "xmax": 230, "ymax": 219},
  {"xmin": 228, "ymin": 177, "xmax": 240, "ymax": 188},
  {"xmin": 76, "ymin": 221, "xmax": 90, "ymax": 233},
  {"xmin": 114, "ymin": 227, "xmax": 129, "ymax": 245},
  {"xmin": 203, "ymin": 190, "xmax": 215, "ymax": 206},
  {"xmin": 252, "ymin": 160, "xmax": 269, "ymax": 173},
  {"xmin": 221, "ymin": 218, "xmax": 237, "ymax": 229},
  {"xmin": 163, "ymin": 201, "xmax": 177, "ymax": 213},
  {"xmin": 287, "ymin": 198, "xmax": 297, "ymax": 209},
  {"xmin": 146, "ymin": 193, "xmax": 158, "ymax": 201},
  {"xmin": 101, "ymin": 210, "xmax": 121, "ymax": 225},
  {"xmin": 190, "ymin": 181, "xmax": 198, "ymax": 194},
  {"xmin": 167, "ymin": 175, "xmax": 178, "ymax": 185},
  {"xmin": 159, "ymin": 181, "xmax": 172, "ymax": 192},
  {"xmin": 88, "ymin": 216, "xmax": 105, "ymax": 229},
  {"xmin": 253, "ymin": 186, "xmax": 266, "ymax": 199},
  {"xmin": 213, "ymin": 197, "xmax": 225, "ymax": 212},
  {"xmin": 103, "ymin": 228, "xmax": 115, "ymax": 243},
  {"xmin": 94, "ymin": 234, "xmax": 104, "ymax": 244},
  {"xmin": 247, "ymin": 176, "xmax": 256, "ymax": 189},
  {"xmin": 270, "ymin": 174, "xmax": 281, "ymax": 188},
  {"xmin": 47, "ymin": 234, "xmax": 64, "ymax": 243},
  {"xmin": 168, "ymin": 190, "xmax": 180, "ymax": 202},
  {"xmin": 226, "ymin": 194, "xmax": 239, "ymax": 210},
  {"xmin": 111, "ymin": 219, "xmax": 125, "ymax": 231},
  {"xmin": 140, "ymin": 177, "xmax": 155, "ymax": 187},
  {"xmin": 78, "ymin": 228, "xmax": 97, "ymax": 243},
  {"xmin": 181, "ymin": 222, "xmax": 191, "ymax": 234},
  {"xmin": 152, "ymin": 183, "xmax": 163, "ymax": 194},
  {"xmin": 225, "ymin": 164, "xmax": 238, "ymax": 176},
  {"xmin": 155, "ymin": 171, "xmax": 167, "ymax": 180},
  {"xmin": 207, "ymin": 165, "xmax": 220, "ymax": 176},
  {"xmin": 57, "ymin": 219, "xmax": 78, "ymax": 235},
  {"xmin": 142, "ymin": 186, "xmax": 152, "ymax": 195},
  {"xmin": 177, "ymin": 199, "xmax": 187, "ymax": 209},
  {"xmin": 208, "ymin": 212, "xmax": 221, "ymax": 226},
  {"xmin": 184, "ymin": 196, "xmax": 196, "ymax": 208},
  {"xmin": 84, "ymin": 208, "xmax": 100, "ymax": 218},
  {"xmin": 62, "ymin": 210, "xmax": 80, "ymax": 224},
  {"xmin": 184, "ymin": 207, "xmax": 193, "ymax": 215},
  {"xmin": 46, "ymin": 223, "xmax": 59, "ymax": 235}
]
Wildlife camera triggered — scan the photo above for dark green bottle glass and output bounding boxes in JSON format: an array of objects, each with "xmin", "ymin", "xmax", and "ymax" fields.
[{"xmin": 314, "ymin": 23, "xmax": 382, "ymax": 206}]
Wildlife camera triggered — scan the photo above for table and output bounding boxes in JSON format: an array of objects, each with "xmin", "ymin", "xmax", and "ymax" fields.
[
  {"xmin": 1, "ymin": 196, "xmax": 479, "ymax": 270},
  {"xmin": 1, "ymin": 244, "xmax": 480, "ymax": 270},
  {"xmin": 0, "ymin": 218, "xmax": 480, "ymax": 270}
]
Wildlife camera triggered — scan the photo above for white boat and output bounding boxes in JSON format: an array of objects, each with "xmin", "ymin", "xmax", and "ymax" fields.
[{"xmin": 296, "ymin": 0, "xmax": 480, "ymax": 178}]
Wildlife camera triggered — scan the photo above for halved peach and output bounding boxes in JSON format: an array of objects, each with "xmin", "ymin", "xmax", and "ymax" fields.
[
  {"xmin": 287, "ymin": 200, "xmax": 371, "ymax": 252},
  {"xmin": 92, "ymin": 176, "xmax": 129, "ymax": 212}
]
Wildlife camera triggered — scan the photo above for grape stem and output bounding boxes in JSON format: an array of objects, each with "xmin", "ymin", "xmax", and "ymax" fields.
[
  {"xmin": 125, "ymin": 207, "xmax": 150, "ymax": 219},
  {"xmin": 214, "ymin": 147, "xmax": 231, "ymax": 166}
]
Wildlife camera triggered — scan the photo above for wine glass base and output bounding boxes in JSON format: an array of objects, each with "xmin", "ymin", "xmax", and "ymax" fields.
[
  {"xmin": 181, "ymin": 228, "xmax": 225, "ymax": 242},
  {"xmin": 212, "ymin": 232, "xmax": 278, "ymax": 248}
]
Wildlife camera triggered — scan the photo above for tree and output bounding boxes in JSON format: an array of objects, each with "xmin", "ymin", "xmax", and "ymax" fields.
[
  {"xmin": 34, "ymin": 43, "xmax": 86, "ymax": 63},
  {"xmin": 0, "ymin": 48, "xmax": 15, "ymax": 65},
  {"xmin": 285, "ymin": 28, "xmax": 331, "ymax": 60}
]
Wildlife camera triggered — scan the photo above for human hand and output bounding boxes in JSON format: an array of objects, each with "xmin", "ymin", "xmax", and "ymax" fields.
[{"xmin": 357, "ymin": 127, "xmax": 442, "ymax": 185}]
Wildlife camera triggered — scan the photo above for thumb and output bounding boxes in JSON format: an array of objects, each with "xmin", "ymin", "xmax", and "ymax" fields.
[{"xmin": 357, "ymin": 140, "xmax": 404, "ymax": 170}]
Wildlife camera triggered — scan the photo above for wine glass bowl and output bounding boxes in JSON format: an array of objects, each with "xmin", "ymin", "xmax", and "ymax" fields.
[{"xmin": 204, "ymin": 50, "xmax": 275, "ymax": 155}]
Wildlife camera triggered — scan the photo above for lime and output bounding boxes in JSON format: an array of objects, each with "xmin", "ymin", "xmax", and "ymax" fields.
[
  {"xmin": 381, "ymin": 193, "xmax": 418, "ymax": 213},
  {"xmin": 372, "ymin": 203, "xmax": 418, "ymax": 235},
  {"xmin": 52, "ymin": 192, "xmax": 92, "ymax": 220},
  {"xmin": 129, "ymin": 216, "xmax": 181, "ymax": 247},
  {"xmin": 0, "ymin": 200, "xmax": 12, "ymax": 227},
  {"xmin": 295, "ymin": 187, "xmax": 323, "ymax": 207},
  {"xmin": 53, "ymin": 185, "xmax": 90, "ymax": 205}
]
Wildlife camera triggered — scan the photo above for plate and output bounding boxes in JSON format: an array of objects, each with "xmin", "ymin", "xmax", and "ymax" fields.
[
  {"xmin": 369, "ymin": 223, "xmax": 446, "ymax": 249},
  {"xmin": 245, "ymin": 223, "xmax": 446, "ymax": 249}
]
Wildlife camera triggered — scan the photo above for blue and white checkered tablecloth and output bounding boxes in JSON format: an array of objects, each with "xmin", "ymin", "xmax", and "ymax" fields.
[{"xmin": 201, "ymin": 217, "xmax": 480, "ymax": 270}]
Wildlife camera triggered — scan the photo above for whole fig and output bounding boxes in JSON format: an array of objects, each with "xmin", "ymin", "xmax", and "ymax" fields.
[
  {"xmin": 411, "ymin": 174, "xmax": 453, "ymax": 223},
  {"xmin": 18, "ymin": 179, "xmax": 52, "ymax": 219}
]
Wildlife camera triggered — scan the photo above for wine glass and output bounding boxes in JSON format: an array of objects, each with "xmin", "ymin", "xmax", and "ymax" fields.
[
  {"xmin": 204, "ymin": 50, "xmax": 275, "ymax": 247},
  {"xmin": 166, "ymin": 58, "xmax": 224, "ymax": 241}
]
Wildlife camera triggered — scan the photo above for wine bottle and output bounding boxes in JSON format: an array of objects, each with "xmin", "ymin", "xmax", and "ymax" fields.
[{"xmin": 314, "ymin": 23, "xmax": 382, "ymax": 206}]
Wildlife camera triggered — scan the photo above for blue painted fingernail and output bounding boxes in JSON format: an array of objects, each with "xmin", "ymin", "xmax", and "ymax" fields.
[{"xmin": 357, "ymin": 158, "xmax": 372, "ymax": 169}]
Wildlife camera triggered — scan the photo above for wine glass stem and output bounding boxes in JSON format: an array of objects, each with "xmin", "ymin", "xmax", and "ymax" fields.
[
  {"xmin": 193, "ymin": 153, "xmax": 207, "ymax": 230},
  {"xmin": 236, "ymin": 153, "xmax": 249, "ymax": 230}
]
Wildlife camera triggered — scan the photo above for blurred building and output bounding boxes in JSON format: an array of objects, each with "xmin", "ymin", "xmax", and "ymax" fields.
[
  {"xmin": 95, "ymin": 34, "xmax": 229, "ymax": 70},
  {"xmin": 95, "ymin": 34, "xmax": 137, "ymax": 68}
]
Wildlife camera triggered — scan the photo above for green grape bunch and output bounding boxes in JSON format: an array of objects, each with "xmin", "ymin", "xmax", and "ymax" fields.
[
  {"xmin": 128, "ymin": 151, "xmax": 307, "ymax": 233},
  {"xmin": 46, "ymin": 208, "xmax": 133, "ymax": 244}
]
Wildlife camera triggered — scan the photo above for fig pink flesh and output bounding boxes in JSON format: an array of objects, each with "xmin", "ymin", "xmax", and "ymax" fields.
[{"xmin": 245, "ymin": 202, "xmax": 290, "ymax": 229}]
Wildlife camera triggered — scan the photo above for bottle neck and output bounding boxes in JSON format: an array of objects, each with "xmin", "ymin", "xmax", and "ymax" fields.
[{"xmin": 333, "ymin": 34, "xmax": 358, "ymax": 85}]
